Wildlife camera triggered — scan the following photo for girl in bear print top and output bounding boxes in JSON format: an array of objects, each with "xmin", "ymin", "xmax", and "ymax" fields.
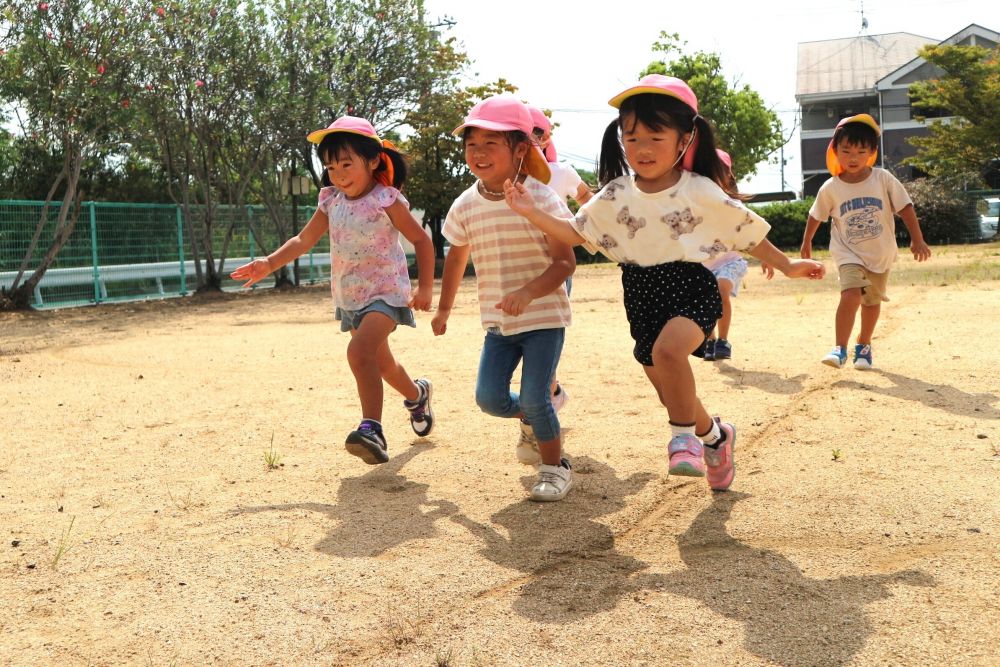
[{"xmin": 506, "ymin": 75, "xmax": 824, "ymax": 492}]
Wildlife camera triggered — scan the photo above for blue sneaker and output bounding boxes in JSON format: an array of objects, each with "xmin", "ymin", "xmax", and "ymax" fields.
[
  {"xmin": 853, "ymin": 344, "xmax": 873, "ymax": 370},
  {"xmin": 702, "ymin": 338, "xmax": 716, "ymax": 361},
  {"xmin": 821, "ymin": 346, "xmax": 847, "ymax": 368},
  {"xmin": 714, "ymin": 339, "xmax": 732, "ymax": 360}
]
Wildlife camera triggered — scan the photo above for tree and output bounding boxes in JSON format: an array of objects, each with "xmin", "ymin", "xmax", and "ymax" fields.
[
  {"xmin": 905, "ymin": 44, "xmax": 1000, "ymax": 187},
  {"xmin": 403, "ymin": 75, "xmax": 517, "ymax": 261},
  {"xmin": 641, "ymin": 33, "xmax": 785, "ymax": 184},
  {"xmin": 0, "ymin": 0, "xmax": 143, "ymax": 310}
]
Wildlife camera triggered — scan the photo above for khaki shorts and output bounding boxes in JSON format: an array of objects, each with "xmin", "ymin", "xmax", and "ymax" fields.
[{"xmin": 838, "ymin": 263, "xmax": 889, "ymax": 305}]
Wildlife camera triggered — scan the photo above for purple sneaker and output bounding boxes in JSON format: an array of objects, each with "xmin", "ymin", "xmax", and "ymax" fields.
[
  {"xmin": 404, "ymin": 378, "xmax": 434, "ymax": 436},
  {"xmin": 704, "ymin": 418, "xmax": 736, "ymax": 491},
  {"xmin": 668, "ymin": 433, "xmax": 706, "ymax": 477}
]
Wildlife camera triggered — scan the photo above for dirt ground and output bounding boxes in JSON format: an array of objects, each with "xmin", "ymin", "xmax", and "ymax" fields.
[{"xmin": 2, "ymin": 244, "xmax": 999, "ymax": 666}]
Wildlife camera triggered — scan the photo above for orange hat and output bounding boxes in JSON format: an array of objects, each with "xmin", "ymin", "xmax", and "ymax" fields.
[
  {"xmin": 826, "ymin": 114, "xmax": 880, "ymax": 176},
  {"xmin": 452, "ymin": 95, "xmax": 551, "ymax": 184}
]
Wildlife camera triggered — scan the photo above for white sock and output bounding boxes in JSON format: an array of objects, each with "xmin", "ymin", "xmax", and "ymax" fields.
[{"xmin": 699, "ymin": 420, "xmax": 722, "ymax": 447}]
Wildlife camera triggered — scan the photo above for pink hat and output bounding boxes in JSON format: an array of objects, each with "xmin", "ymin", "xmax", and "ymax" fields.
[
  {"xmin": 609, "ymin": 75, "xmax": 701, "ymax": 171},
  {"xmin": 716, "ymin": 149, "xmax": 732, "ymax": 169},
  {"xmin": 826, "ymin": 113, "xmax": 880, "ymax": 176},
  {"xmin": 525, "ymin": 103, "xmax": 558, "ymax": 162},
  {"xmin": 306, "ymin": 115, "xmax": 381, "ymax": 144},
  {"xmin": 608, "ymin": 74, "xmax": 699, "ymax": 112},
  {"xmin": 453, "ymin": 95, "xmax": 551, "ymax": 183}
]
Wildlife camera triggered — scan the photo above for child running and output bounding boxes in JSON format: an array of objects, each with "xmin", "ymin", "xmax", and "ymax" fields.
[
  {"xmin": 431, "ymin": 95, "xmax": 576, "ymax": 502},
  {"xmin": 701, "ymin": 149, "xmax": 774, "ymax": 361},
  {"xmin": 505, "ymin": 75, "xmax": 825, "ymax": 491},
  {"xmin": 525, "ymin": 103, "xmax": 590, "ymax": 412},
  {"xmin": 801, "ymin": 113, "xmax": 931, "ymax": 370},
  {"xmin": 230, "ymin": 116, "xmax": 436, "ymax": 464}
]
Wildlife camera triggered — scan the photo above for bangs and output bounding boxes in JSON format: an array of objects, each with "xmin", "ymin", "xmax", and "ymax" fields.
[
  {"xmin": 619, "ymin": 94, "xmax": 687, "ymax": 134},
  {"xmin": 317, "ymin": 132, "xmax": 380, "ymax": 164}
]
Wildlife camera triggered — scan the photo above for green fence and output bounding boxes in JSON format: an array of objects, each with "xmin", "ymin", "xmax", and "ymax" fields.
[{"xmin": 0, "ymin": 200, "xmax": 330, "ymax": 309}]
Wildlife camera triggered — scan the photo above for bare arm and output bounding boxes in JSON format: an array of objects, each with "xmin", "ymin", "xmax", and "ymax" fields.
[
  {"xmin": 897, "ymin": 204, "xmax": 931, "ymax": 261},
  {"xmin": 504, "ymin": 179, "xmax": 587, "ymax": 247},
  {"xmin": 431, "ymin": 243, "xmax": 471, "ymax": 336},
  {"xmin": 385, "ymin": 199, "xmax": 435, "ymax": 310},
  {"xmin": 800, "ymin": 215, "xmax": 824, "ymax": 259},
  {"xmin": 573, "ymin": 182, "xmax": 594, "ymax": 206},
  {"xmin": 230, "ymin": 208, "xmax": 329, "ymax": 287}
]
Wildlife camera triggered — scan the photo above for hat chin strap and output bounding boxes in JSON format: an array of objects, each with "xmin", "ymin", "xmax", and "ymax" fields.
[{"xmin": 669, "ymin": 126, "xmax": 697, "ymax": 171}]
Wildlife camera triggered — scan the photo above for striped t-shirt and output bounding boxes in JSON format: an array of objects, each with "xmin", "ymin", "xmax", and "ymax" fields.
[{"xmin": 443, "ymin": 178, "xmax": 573, "ymax": 335}]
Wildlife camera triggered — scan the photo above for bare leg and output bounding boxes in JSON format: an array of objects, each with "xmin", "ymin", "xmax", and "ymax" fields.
[
  {"xmin": 716, "ymin": 278, "xmax": 734, "ymax": 340},
  {"xmin": 857, "ymin": 303, "xmax": 880, "ymax": 345},
  {"xmin": 644, "ymin": 317, "xmax": 713, "ymax": 433},
  {"xmin": 346, "ymin": 313, "xmax": 397, "ymax": 421},
  {"xmin": 834, "ymin": 288, "xmax": 862, "ymax": 349},
  {"xmin": 537, "ymin": 436, "xmax": 563, "ymax": 466},
  {"xmin": 375, "ymin": 338, "xmax": 419, "ymax": 402}
]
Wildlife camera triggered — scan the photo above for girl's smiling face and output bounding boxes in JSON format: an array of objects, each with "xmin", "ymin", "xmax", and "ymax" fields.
[
  {"xmin": 621, "ymin": 112, "xmax": 690, "ymax": 192},
  {"xmin": 322, "ymin": 146, "xmax": 380, "ymax": 199},
  {"xmin": 463, "ymin": 127, "xmax": 527, "ymax": 192}
]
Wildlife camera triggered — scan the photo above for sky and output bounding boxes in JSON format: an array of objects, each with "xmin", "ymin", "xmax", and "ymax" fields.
[{"xmin": 423, "ymin": 0, "xmax": 996, "ymax": 195}]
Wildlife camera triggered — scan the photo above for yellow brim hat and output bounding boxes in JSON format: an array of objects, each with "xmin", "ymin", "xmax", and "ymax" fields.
[{"xmin": 826, "ymin": 113, "xmax": 880, "ymax": 176}]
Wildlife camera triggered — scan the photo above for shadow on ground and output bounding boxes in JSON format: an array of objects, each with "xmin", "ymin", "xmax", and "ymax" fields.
[
  {"xmin": 833, "ymin": 368, "xmax": 999, "ymax": 420},
  {"xmin": 234, "ymin": 442, "xmax": 457, "ymax": 558}
]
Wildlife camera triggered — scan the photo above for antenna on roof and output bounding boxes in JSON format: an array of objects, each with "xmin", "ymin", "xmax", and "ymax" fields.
[{"xmin": 859, "ymin": 0, "xmax": 869, "ymax": 32}]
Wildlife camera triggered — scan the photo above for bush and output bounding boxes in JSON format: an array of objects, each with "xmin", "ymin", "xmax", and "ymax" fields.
[
  {"xmin": 750, "ymin": 199, "xmax": 820, "ymax": 251},
  {"xmin": 900, "ymin": 177, "xmax": 977, "ymax": 244}
]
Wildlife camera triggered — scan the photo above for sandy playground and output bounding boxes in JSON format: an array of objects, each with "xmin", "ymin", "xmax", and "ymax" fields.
[{"xmin": 1, "ymin": 244, "xmax": 999, "ymax": 666}]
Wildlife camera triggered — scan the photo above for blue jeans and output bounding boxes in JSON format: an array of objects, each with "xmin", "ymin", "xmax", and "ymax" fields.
[{"xmin": 475, "ymin": 327, "xmax": 565, "ymax": 442}]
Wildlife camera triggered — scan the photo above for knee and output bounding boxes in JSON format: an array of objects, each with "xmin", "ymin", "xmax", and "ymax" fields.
[
  {"xmin": 475, "ymin": 387, "xmax": 510, "ymax": 417},
  {"xmin": 651, "ymin": 340, "xmax": 687, "ymax": 366},
  {"xmin": 346, "ymin": 338, "xmax": 376, "ymax": 369},
  {"xmin": 840, "ymin": 288, "xmax": 863, "ymax": 306}
]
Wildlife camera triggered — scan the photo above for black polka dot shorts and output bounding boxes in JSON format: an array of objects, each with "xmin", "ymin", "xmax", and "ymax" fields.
[{"xmin": 620, "ymin": 261, "xmax": 723, "ymax": 366}]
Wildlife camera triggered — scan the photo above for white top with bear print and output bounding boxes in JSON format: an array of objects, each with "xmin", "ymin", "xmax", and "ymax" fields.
[
  {"xmin": 317, "ymin": 183, "xmax": 411, "ymax": 311},
  {"xmin": 808, "ymin": 168, "xmax": 912, "ymax": 274},
  {"xmin": 573, "ymin": 171, "xmax": 770, "ymax": 267}
]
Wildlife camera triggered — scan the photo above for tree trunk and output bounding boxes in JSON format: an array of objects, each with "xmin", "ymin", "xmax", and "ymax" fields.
[{"xmin": 1, "ymin": 146, "xmax": 84, "ymax": 311}]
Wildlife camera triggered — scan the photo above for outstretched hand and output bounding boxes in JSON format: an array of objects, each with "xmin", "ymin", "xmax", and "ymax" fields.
[
  {"xmin": 229, "ymin": 258, "xmax": 272, "ymax": 288},
  {"xmin": 784, "ymin": 259, "xmax": 826, "ymax": 280},
  {"xmin": 761, "ymin": 262, "xmax": 775, "ymax": 280},
  {"xmin": 504, "ymin": 179, "xmax": 536, "ymax": 217}
]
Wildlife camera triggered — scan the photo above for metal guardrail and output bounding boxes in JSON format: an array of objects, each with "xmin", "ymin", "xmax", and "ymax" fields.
[{"xmin": 0, "ymin": 255, "xmax": 332, "ymax": 307}]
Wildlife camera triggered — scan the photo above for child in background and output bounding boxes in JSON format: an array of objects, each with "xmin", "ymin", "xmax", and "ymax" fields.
[
  {"xmin": 432, "ymin": 95, "xmax": 576, "ymax": 502},
  {"xmin": 506, "ymin": 75, "xmax": 824, "ymax": 491},
  {"xmin": 526, "ymin": 104, "xmax": 593, "ymax": 207},
  {"xmin": 801, "ymin": 114, "xmax": 930, "ymax": 370},
  {"xmin": 526, "ymin": 103, "xmax": 591, "ymax": 411},
  {"xmin": 231, "ymin": 116, "xmax": 436, "ymax": 465},
  {"xmin": 702, "ymin": 149, "xmax": 774, "ymax": 361}
]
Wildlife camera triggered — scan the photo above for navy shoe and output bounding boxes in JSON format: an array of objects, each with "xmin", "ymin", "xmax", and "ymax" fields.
[
  {"xmin": 714, "ymin": 339, "xmax": 732, "ymax": 360},
  {"xmin": 345, "ymin": 420, "xmax": 389, "ymax": 464},
  {"xmin": 702, "ymin": 338, "xmax": 716, "ymax": 361}
]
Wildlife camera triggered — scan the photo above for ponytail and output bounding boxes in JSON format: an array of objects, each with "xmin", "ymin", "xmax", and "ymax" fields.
[
  {"xmin": 687, "ymin": 115, "xmax": 732, "ymax": 194},
  {"xmin": 598, "ymin": 119, "xmax": 628, "ymax": 186}
]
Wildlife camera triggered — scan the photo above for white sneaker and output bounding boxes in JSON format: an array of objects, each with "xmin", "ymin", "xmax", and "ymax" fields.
[
  {"xmin": 530, "ymin": 459, "xmax": 573, "ymax": 502},
  {"xmin": 551, "ymin": 383, "xmax": 568, "ymax": 413},
  {"xmin": 821, "ymin": 346, "xmax": 847, "ymax": 368},
  {"xmin": 516, "ymin": 421, "xmax": 541, "ymax": 466}
]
